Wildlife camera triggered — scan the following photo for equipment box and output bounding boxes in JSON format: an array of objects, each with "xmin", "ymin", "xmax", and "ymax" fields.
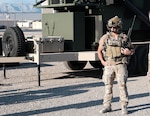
[{"xmin": 40, "ymin": 36, "xmax": 64, "ymax": 53}]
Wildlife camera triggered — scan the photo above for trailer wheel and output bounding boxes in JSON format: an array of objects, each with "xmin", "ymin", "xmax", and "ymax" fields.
[
  {"xmin": 2, "ymin": 26, "xmax": 25, "ymax": 56},
  {"xmin": 64, "ymin": 61, "xmax": 87, "ymax": 70},
  {"xmin": 89, "ymin": 61, "xmax": 103, "ymax": 68},
  {"xmin": 89, "ymin": 61, "xmax": 103, "ymax": 78}
]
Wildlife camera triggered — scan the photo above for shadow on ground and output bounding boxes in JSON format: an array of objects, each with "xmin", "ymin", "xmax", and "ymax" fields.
[{"xmin": 54, "ymin": 68, "xmax": 103, "ymax": 79}]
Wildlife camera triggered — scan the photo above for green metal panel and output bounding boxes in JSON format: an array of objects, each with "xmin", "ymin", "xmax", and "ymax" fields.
[
  {"xmin": 42, "ymin": 12, "xmax": 85, "ymax": 51},
  {"xmin": 42, "ymin": 12, "xmax": 73, "ymax": 40}
]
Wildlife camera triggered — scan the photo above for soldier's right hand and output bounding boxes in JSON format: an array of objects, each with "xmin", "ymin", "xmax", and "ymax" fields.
[{"xmin": 103, "ymin": 61, "xmax": 115, "ymax": 66}]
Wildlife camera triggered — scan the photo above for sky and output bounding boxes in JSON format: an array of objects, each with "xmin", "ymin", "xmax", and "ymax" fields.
[
  {"xmin": 1, "ymin": 0, "xmax": 35, "ymax": 4},
  {"xmin": 0, "ymin": 0, "xmax": 41, "ymax": 20}
]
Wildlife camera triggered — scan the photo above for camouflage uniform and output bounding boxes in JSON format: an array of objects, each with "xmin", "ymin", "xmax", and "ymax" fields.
[
  {"xmin": 100, "ymin": 32, "xmax": 130, "ymax": 108},
  {"xmin": 103, "ymin": 63, "xmax": 128, "ymax": 105},
  {"xmin": 98, "ymin": 16, "xmax": 134, "ymax": 114}
]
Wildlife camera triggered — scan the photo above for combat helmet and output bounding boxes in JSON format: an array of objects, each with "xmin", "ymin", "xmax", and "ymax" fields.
[{"xmin": 107, "ymin": 16, "xmax": 122, "ymax": 30}]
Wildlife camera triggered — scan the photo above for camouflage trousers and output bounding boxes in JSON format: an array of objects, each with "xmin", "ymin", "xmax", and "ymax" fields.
[{"xmin": 102, "ymin": 63, "xmax": 129, "ymax": 107}]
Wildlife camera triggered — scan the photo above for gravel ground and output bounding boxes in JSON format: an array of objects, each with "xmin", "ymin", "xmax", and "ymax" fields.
[{"xmin": 0, "ymin": 62, "xmax": 150, "ymax": 116}]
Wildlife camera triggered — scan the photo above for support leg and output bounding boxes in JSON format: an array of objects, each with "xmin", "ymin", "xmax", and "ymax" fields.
[
  {"xmin": 37, "ymin": 64, "xmax": 41, "ymax": 86},
  {"xmin": 3, "ymin": 64, "xmax": 6, "ymax": 79},
  {"xmin": 36, "ymin": 39, "xmax": 41, "ymax": 86}
]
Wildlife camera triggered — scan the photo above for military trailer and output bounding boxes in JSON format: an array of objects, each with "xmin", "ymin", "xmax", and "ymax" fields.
[{"xmin": 1, "ymin": 0, "xmax": 150, "ymax": 77}]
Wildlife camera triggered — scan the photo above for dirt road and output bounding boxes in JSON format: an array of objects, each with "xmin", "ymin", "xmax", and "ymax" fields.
[{"xmin": 0, "ymin": 62, "xmax": 150, "ymax": 116}]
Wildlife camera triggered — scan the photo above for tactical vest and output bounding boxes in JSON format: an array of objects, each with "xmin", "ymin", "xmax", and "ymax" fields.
[{"xmin": 102, "ymin": 32, "xmax": 129, "ymax": 63}]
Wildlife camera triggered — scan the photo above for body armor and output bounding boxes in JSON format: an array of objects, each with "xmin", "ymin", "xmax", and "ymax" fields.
[{"xmin": 103, "ymin": 32, "xmax": 129, "ymax": 64}]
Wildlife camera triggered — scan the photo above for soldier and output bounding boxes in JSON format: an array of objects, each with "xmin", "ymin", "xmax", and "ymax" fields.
[{"xmin": 97, "ymin": 16, "xmax": 134, "ymax": 114}]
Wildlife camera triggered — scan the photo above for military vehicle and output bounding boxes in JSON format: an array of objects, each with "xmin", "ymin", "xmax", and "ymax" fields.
[{"xmin": 1, "ymin": 0, "xmax": 150, "ymax": 76}]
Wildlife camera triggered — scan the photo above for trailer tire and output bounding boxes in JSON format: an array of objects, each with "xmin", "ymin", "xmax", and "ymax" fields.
[
  {"xmin": 64, "ymin": 61, "xmax": 87, "ymax": 70},
  {"xmin": 89, "ymin": 61, "xmax": 103, "ymax": 68},
  {"xmin": 89, "ymin": 61, "xmax": 103, "ymax": 78},
  {"xmin": 2, "ymin": 26, "xmax": 25, "ymax": 57}
]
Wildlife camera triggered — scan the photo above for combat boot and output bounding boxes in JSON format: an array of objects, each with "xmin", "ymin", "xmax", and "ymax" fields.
[
  {"xmin": 121, "ymin": 105, "xmax": 128, "ymax": 115},
  {"xmin": 99, "ymin": 105, "xmax": 112, "ymax": 113}
]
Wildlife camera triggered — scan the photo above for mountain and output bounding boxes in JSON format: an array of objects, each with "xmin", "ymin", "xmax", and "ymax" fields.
[
  {"xmin": 0, "ymin": 3, "xmax": 41, "ymax": 13},
  {"xmin": 0, "ymin": 0, "xmax": 34, "ymax": 4}
]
